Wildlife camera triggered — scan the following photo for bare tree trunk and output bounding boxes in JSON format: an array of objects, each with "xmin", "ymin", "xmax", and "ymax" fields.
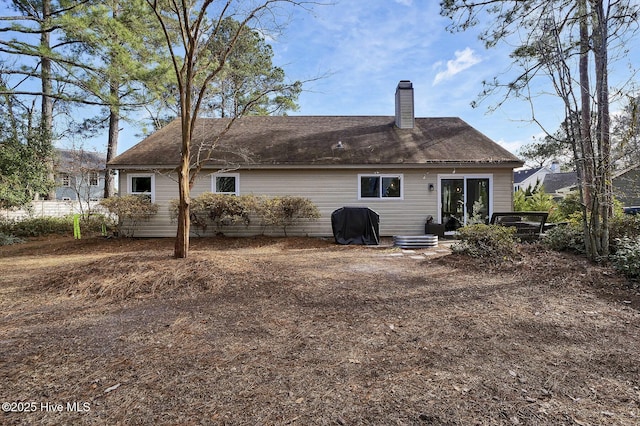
[
  {"xmin": 174, "ymin": 142, "xmax": 191, "ymax": 257},
  {"xmin": 174, "ymin": 161, "xmax": 191, "ymax": 258},
  {"xmin": 578, "ymin": 0, "xmax": 598, "ymax": 259},
  {"xmin": 593, "ymin": 0, "xmax": 611, "ymax": 259},
  {"xmin": 174, "ymin": 88, "xmax": 192, "ymax": 259},
  {"xmin": 104, "ymin": 3, "xmax": 121, "ymax": 199},
  {"xmin": 41, "ymin": 0, "xmax": 55, "ymax": 200},
  {"xmin": 104, "ymin": 84, "xmax": 119, "ymax": 198}
]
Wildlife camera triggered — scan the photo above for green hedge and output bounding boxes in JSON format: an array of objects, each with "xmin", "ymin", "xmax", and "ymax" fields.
[{"xmin": 0, "ymin": 215, "xmax": 111, "ymax": 239}]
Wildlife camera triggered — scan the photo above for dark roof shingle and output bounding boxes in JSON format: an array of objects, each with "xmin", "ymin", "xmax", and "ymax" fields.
[
  {"xmin": 543, "ymin": 172, "xmax": 578, "ymax": 193},
  {"xmin": 110, "ymin": 116, "xmax": 522, "ymax": 168},
  {"xmin": 513, "ymin": 167, "xmax": 544, "ymax": 184},
  {"xmin": 57, "ymin": 149, "xmax": 106, "ymax": 171}
]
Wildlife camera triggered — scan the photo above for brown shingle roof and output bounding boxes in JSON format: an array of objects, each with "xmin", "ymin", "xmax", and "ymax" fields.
[{"xmin": 109, "ymin": 116, "xmax": 522, "ymax": 168}]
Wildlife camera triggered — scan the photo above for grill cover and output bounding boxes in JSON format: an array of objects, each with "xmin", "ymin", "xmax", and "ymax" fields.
[{"xmin": 331, "ymin": 207, "xmax": 380, "ymax": 245}]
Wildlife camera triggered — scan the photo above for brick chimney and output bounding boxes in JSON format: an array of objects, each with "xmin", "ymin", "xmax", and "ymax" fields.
[{"xmin": 395, "ymin": 80, "xmax": 414, "ymax": 129}]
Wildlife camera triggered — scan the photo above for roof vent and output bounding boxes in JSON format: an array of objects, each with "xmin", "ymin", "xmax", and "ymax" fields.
[{"xmin": 395, "ymin": 80, "xmax": 414, "ymax": 129}]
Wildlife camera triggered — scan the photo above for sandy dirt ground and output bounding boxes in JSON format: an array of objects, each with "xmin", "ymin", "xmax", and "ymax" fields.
[{"xmin": 1, "ymin": 235, "xmax": 639, "ymax": 425}]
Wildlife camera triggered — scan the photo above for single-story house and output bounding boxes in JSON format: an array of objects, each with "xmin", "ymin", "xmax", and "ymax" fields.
[{"xmin": 108, "ymin": 80, "xmax": 523, "ymax": 238}]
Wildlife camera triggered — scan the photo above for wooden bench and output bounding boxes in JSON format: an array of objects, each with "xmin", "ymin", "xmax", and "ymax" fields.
[{"xmin": 490, "ymin": 212, "xmax": 549, "ymax": 241}]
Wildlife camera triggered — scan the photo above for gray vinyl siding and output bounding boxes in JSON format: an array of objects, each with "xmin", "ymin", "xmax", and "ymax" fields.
[{"xmin": 119, "ymin": 167, "xmax": 515, "ymax": 238}]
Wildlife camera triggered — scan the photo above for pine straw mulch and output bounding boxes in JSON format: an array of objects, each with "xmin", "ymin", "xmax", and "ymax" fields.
[{"xmin": 1, "ymin": 236, "xmax": 639, "ymax": 425}]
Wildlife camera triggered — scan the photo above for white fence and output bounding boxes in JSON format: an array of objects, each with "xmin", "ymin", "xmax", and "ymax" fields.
[{"xmin": 1, "ymin": 200, "xmax": 107, "ymax": 220}]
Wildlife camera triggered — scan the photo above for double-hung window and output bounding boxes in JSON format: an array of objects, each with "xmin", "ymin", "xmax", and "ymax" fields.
[
  {"xmin": 60, "ymin": 173, "xmax": 71, "ymax": 187},
  {"xmin": 89, "ymin": 171, "xmax": 99, "ymax": 186},
  {"xmin": 212, "ymin": 173, "xmax": 239, "ymax": 195},
  {"xmin": 358, "ymin": 174, "xmax": 403, "ymax": 199}
]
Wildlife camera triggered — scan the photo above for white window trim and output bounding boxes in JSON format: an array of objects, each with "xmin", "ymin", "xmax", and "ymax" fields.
[
  {"xmin": 127, "ymin": 173, "xmax": 155, "ymax": 202},
  {"xmin": 357, "ymin": 173, "xmax": 404, "ymax": 200},
  {"xmin": 437, "ymin": 174, "xmax": 493, "ymax": 225},
  {"xmin": 212, "ymin": 173, "xmax": 240, "ymax": 195}
]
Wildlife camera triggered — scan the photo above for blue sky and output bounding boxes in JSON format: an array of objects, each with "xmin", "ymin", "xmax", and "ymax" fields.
[
  {"xmin": 264, "ymin": 0, "xmax": 558, "ymax": 157},
  {"xmin": 4, "ymin": 0, "xmax": 636, "ymax": 160},
  {"xmin": 259, "ymin": 0, "xmax": 638, "ymax": 161}
]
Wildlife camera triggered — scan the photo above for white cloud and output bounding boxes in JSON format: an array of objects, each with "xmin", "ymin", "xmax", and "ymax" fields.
[
  {"xmin": 496, "ymin": 138, "xmax": 527, "ymax": 156},
  {"xmin": 433, "ymin": 47, "xmax": 482, "ymax": 85},
  {"xmin": 394, "ymin": 0, "xmax": 413, "ymax": 5}
]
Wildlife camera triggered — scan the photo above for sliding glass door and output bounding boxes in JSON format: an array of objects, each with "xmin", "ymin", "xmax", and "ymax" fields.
[
  {"xmin": 439, "ymin": 175, "xmax": 491, "ymax": 230},
  {"xmin": 466, "ymin": 178, "xmax": 490, "ymax": 223},
  {"xmin": 441, "ymin": 179, "xmax": 465, "ymax": 231}
]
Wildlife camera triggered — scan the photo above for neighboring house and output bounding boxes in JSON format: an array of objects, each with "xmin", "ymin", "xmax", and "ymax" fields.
[
  {"xmin": 514, "ymin": 167, "xmax": 547, "ymax": 192},
  {"xmin": 516, "ymin": 163, "xmax": 639, "ymax": 207},
  {"xmin": 2, "ymin": 149, "xmax": 108, "ymax": 220},
  {"xmin": 55, "ymin": 149, "xmax": 107, "ymax": 202},
  {"xmin": 513, "ymin": 161, "xmax": 560, "ymax": 193},
  {"xmin": 108, "ymin": 80, "xmax": 523, "ymax": 238},
  {"xmin": 613, "ymin": 165, "xmax": 640, "ymax": 207}
]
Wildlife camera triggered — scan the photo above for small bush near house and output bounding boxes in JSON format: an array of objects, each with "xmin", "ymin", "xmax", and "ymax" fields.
[
  {"xmin": 610, "ymin": 236, "xmax": 640, "ymax": 281},
  {"xmin": 100, "ymin": 195, "xmax": 158, "ymax": 237},
  {"xmin": 451, "ymin": 224, "xmax": 521, "ymax": 263},
  {"xmin": 170, "ymin": 193, "xmax": 257, "ymax": 236},
  {"xmin": 513, "ymin": 187, "xmax": 563, "ymax": 222},
  {"xmin": 257, "ymin": 196, "xmax": 321, "ymax": 236}
]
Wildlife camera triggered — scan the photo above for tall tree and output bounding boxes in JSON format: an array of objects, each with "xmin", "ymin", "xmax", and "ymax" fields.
[
  {"xmin": 0, "ymin": 84, "xmax": 54, "ymax": 208},
  {"xmin": 1, "ymin": 0, "xmax": 172, "ymax": 200},
  {"xmin": 141, "ymin": 17, "xmax": 301, "ymax": 135},
  {"xmin": 58, "ymin": 0, "xmax": 172, "ymax": 198},
  {"xmin": 203, "ymin": 17, "xmax": 301, "ymax": 118},
  {"xmin": 146, "ymin": 0, "xmax": 307, "ymax": 259},
  {"xmin": 0, "ymin": 0, "xmax": 68, "ymax": 199},
  {"xmin": 441, "ymin": 0, "xmax": 640, "ymax": 260}
]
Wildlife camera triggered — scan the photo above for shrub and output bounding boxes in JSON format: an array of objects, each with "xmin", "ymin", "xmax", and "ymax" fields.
[
  {"xmin": 513, "ymin": 188, "xmax": 562, "ymax": 222},
  {"xmin": 257, "ymin": 196, "xmax": 320, "ymax": 236},
  {"xmin": 542, "ymin": 222, "xmax": 585, "ymax": 254},
  {"xmin": 0, "ymin": 214, "xmax": 113, "ymax": 238},
  {"xmin": 0, "ymin": 216, "xmax": 73, "ymax": 237},
  {"xmin": 0, "ymin": 232, "xmax": 24, "ymax": 245},
  {"xmin": 555, "ymin": 191, "xmax": 582, "ymax": 220},
  {"xmin": 610, "ymin": 236, "xmax": 640, "ymax": 281},
  {"xmin": 100, "ymin": 195, "xmax": 158, "ymax": 237},
  {"xmin": 451, "ymin": 224, "xmax": 521, "ymax": 262},
  {"xmin": 609, "ymin": 213, "xmax": 640, "ymax": 242},
  {"xmin": 170, "ymin": 193, "xmax": 257, "ymax": 236},
  {"xmin": 513, "ymin": 189, "xmax": 527, "ymax": 212},
  {"xmin": 204, "ymin": 194, "xmax": 256, "ymax": 229}
]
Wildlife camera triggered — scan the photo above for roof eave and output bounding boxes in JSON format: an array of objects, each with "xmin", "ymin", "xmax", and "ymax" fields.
[{"xmin": 109, "ymin": 160, "xmax": 524, "ymax": 171}]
